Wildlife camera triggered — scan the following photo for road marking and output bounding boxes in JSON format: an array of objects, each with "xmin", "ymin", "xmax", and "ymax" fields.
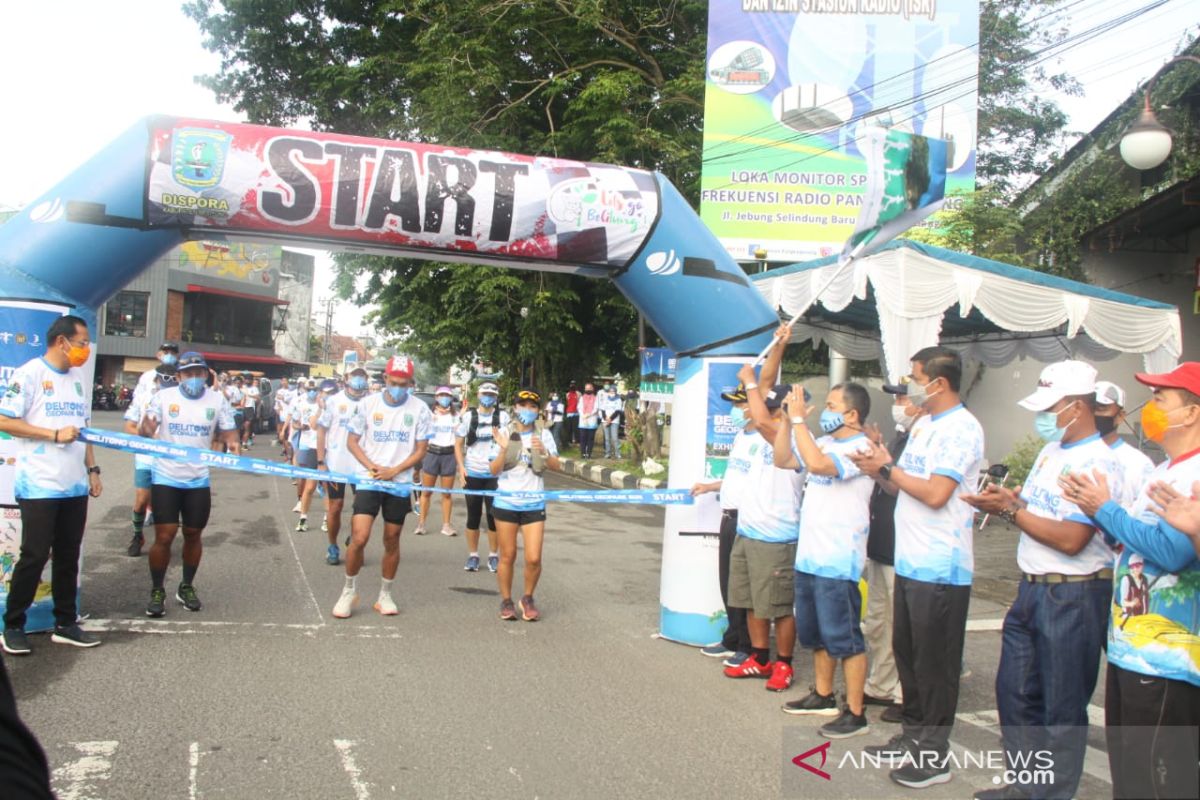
[
  {"xmin": 272, "ymin": 475, "xmax": 327, "ymax": 625},
  {"xmin": 956, "ymin": 709, "xmax": 1111, "ymax": 784},
  {"xmin": 82, "ymin": 618, "xmax": 403, "ymax": 639},
  {"xmin": 333, "ymin": 739, "xmax": 372, "ymax": 800},
  {"xmin": 51, "ymin": 740, "xmax": 118, "ymax": 800},
  {"xmin": 965, "ymin": 618, "xmax": 1005, "ymax": 631},
  {"xmin": 189, "ymin": 742, "xmax": 201, "ymax": 800}
]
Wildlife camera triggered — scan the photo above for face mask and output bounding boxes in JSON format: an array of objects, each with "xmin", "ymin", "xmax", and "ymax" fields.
[
  {"xmin": 348, "ymin": 376, "xmax": 368, "ymax": 392},
  {"xmin": 1034, "ymin": 401, "xmax": 1076, "ymax": 443},
  {"xmin": 584, "ymin": 389, "xmax": 595, "ymax": 395},
  {"xmin": 729, "ymin": 406, "xmax": 748, "ymax": 429},
  {"xmin": 480, "ymin": 394, "xmax": 497, "ymax": 408},
  {"xmin": 819, "ymin": 409, "xmax": 845, "ymax": 434},
  {"xmin": 180, "ymin": 376, "xmax": 207, "ymax": 398},
  {"xmin": 437, "ymin": 396, "xmax": 451, "ymax": 408},
  {"xmin": 551, "ymin": 395, "xmax": 559, "ymax": 402},
  {"xmin": 306, "ymin": 390, "xmax": 318, "ymax": 401},
  {"xmin": 1094, "ymin": 414, "xmax": 1118, "ymax": 436},
  {"xmin": 891, "ymin": 405, "xmax": 917, "ymax": 431},
  {"xmin": 65, "ymin": 341, "xmax": 90, "ymax": 368},
  {"xmin": 161, "ymin": 353, "xmax": 178, "ymax": 366},
  {"xmin": 906, "ymin": 378, "xmax": 940, "ymax": 408},
  {"xmin": 516, "ymin": 409, "xmax": 538, "ymax": 426},
  {"xmin": 1140, "ymin": 400, "xmax": 1190, "ymax": 443},
  {"xmin": 387, "ymin": 386, "xmax": 408, "ymax": 403}
]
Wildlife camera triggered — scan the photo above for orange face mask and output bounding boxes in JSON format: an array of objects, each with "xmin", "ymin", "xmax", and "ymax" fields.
[
  {"xmin": 66, "ymin": 342, "xmax": 90, "ymax": 368},
  {"xmin": 1140, "ymin": 400, "xmax": 1179, "ymax": 443}
]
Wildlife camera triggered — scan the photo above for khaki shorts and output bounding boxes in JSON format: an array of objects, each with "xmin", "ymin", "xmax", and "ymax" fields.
[{"xmin": 728, "ymin": 535, "xmax": 797, "ymax": 619}]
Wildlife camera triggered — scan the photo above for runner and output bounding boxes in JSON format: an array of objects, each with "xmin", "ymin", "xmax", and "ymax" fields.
[
  {"xmin": 132, "ymin": 341, "xmax": 178, "ymax": 402},
  {"xmin": 122, "ymin": 363, "xmax": 176, "ymax": 557},
  {"xmin": 137, "ymin": 352, "xmax": 239, "ymax": 617},
  {"xmin": 490, "ymin": 389, "xmax": 561, "ymax": 621},
  {"xmin": 317, "ymin": 368, "xmax": 371, "ymax": 565},
  {"xmin": 333, "ymin": 356, "xmax": 431, "ymax": 618},
  {"xmin": 291, "ymin": 380, "xmax": 322, "ymax": 531},
  {"xmin": 225, "ymin": 375, "xmax": 245, "ymax": 446},
  {"xmin": 454, "ymin": 381, "xmax": 508, "ymax": 572},
  {"xmin": 415, "ymin": 385, "xmax": 458, "ymax": 536},
  {"xmin": 275, "ymin": 377, "xmax": 295, "ymax": 459},
  {"xmin": 241, "ymin": 372, "xmax": 260, "ymax": 449}
]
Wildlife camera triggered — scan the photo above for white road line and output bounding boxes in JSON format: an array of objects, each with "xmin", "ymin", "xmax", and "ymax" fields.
[
  {"xmin": 965, "ymin": 618, "xmax": 1006, "ymax": 631},
  {"xmin": 82, "ymin": 618, "xmax": 403, "ymax": 639},
  {"xmin": 189, "ymin": 742, "xmax": 201, "ymax": 800},
  {"xmin": 956, "ymin": 709, "xmax": 1111, "ymax": 784},
  {"xmin": 272, "ymin": 475, "xmax": 327, "ymax": 625},
  {"xmin": 333, "ymin": 739, "xmax": 372, "ymax": 800},
  {"xmin": 51, "ymin": 740, "xmax": 118, "ymax": 800}
]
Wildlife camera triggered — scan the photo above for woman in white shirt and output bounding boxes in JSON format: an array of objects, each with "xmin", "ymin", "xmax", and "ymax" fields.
[{"xmin": 416, "ymin": 386, "xmax": 460, "ymax": 536}]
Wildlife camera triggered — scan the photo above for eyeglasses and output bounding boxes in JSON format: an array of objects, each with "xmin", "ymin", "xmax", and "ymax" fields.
[{"xmin": 66, "ymin": 337, "xmax": 89, "ymax": 348}]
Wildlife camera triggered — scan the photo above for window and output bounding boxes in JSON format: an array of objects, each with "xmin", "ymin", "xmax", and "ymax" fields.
[
  {"xmin": 104, "ymin": 291, "xmax": 150, "ymax": 337},
  {"xmin": 181, "ymin": 294, "xmax": 274, "ymax": 350}
]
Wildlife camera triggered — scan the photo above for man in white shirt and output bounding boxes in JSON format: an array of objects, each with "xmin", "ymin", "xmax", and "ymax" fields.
[
  {"xmin": 317, "ymin": 367, "xmax": 371, "ymax": 566},
  {"xmin": 132, "ymin": 341, "xmax": 179, "ymax": 406},
  {"xmin": 241, "ymin": 374, "xmax": 260, "ymax": 449},
  {"xmin": 966, "ymin": 361, "xmax": 1124, "ymax": 800},
  {"xmin": 122, "ymin": 363, "xmax": 177, "ymax": 557},
  {"xmin": 1094, "ymin": 380, "xmax": 1155, "ymax": 507},
  {"xmin": 0, "ymin": 315, "xmax": 104, "ymax": 654}
]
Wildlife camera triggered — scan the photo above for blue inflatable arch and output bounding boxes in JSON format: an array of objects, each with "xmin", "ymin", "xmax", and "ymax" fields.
[{"xmin": 0, "ymin": 116, "xmax": 777, "ymax": 357}]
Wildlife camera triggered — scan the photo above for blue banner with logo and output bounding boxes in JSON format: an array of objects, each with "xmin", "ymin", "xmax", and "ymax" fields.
[{"xmin": 705, "ymin": 362, "xmax": 743, "ymax": 480}]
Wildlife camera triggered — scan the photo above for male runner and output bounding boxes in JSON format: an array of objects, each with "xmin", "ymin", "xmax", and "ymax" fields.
[
  {"xmin": 122, "ymin": 363, "xmax": 176, "ymax": 556},
  {"xmin": 317, "ymin": 367, "xmax": 370, "ymax": 565}
]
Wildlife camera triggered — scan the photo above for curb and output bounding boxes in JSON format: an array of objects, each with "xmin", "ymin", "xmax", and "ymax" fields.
[{"xmin": 558, "ymin": 457, "xmax": 666, "ymax": 490}]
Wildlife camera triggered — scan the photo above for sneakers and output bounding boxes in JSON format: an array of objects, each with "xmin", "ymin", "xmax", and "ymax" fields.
[
  {"xmin": 819, "ymin": 707, "xmax": 870, "ymax": 739},
  {"xmin": 863, "ymin": 693, "xmax": 896, "ymax": 707},
  {"xmin": 147, "ymin": 587, "xmax": 167, "ymax": 617},
  {"xmin": 487, "ymin": 554, "xmax": 499, "ymax": 573},
  {"xmin": 332, "ymin": 588, "xmax": 359, "ymax": 619},
  {"xmin": 1, "ymin": 628, "xmax": 31, "ymax": 655},
  {"xmin": 440, "ymin": 524, "xmax": 456, "ymax": 537},
  {"xmin": 126, "ymin": 534, "xmax": 144, "ymax": 557},
  {"xmin": 781, "ymin": 688, "xmax": 839, "ymax": 715},
  {"xmin": 890, "ymin": 761, "xmax": 951, "ymax": 789},
  {"xmin": 464, "ymin": 555, "xmax": 481, "ymax": 572},
  {"xmin": 499, "ymin": 599, "xmax": 518, "ymax": 621},
  {"xmin": 326, "ymin": 544, "xmax": 340, "ymax": 566},
  {"xmin": 766, "ymin": 661, "xmax": 794, "ymax": 692},
  {"xmin": 722, "ymin": 651, "xmax": 749, "ymax": 668},
  {"xmin": 414, "ymin": 524, "xmax": 426, "ymax": 535},
  {"xmin": 321, "ymin": 516, "xmax": 328, "ymax": 532},
  {"xmin": 296, "ymin": 516, "xmax": 308, "ymax": 532},
  {"xmin": 519, "ymin": 595, "xmax": 540, "ymax": 622},
  {"xmin": 292, "ymin": 501, "xmax": 302, "ymax": 513},
  {"xmin": 881, "ymin": 704, "xmax": 904, "ymax": 724},
  {"xmin": 863, "ymin": 733, "xmax": 916, "ymax": 760},
  {"xmin": 51, "ymin": 624, "xmax": 101, "ymax": 648},
  {"xmin": 175, "ymin": 584, "xmax": 202, "ymax": 612},
  {"xmin": 374, "ymin": 592, "xmax": 399, "ymax": 616},
  {"xmin": 700, "ymin": 644, "xmax": 734, "ymax": 658},
  {"xmin": 723, "ymin": 654, "xmax": 772, "ymax": 679}
]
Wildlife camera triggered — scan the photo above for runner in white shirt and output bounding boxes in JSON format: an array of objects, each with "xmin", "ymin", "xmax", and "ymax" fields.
[
  {"xmin": 333, "ymin": 356, "xmax": 431, "ymax": 619},
  {"xmin": 1094, "ymin": 380, "xmax": 1156, "ymax": 507},
  {"xmin": 275, "ymin": 377, "xmax": 295, "ymax": 459},
  {"xmin": 291, "ymin": 381, "xmax": 323, "ymax": 531},
  {"xmin": 137, "ymin": 352, "xmax": 238, "ymax": 619},
  {"xmin": 122, "ymin": 363, "xmax": 177, "ymax": 557},
  {"xmin": 454, "ymin": 382, "xmax": 508, "ymax": 573},
  {"xmin": 241, "ymin": 375, "xmax": 261, "ymax": 449},
  {"xmin": 0, "ymin": 315, "xmax": 104, "ymax": 653},
  {"xmin": 317, "ymin": 367, "xmax": 370, "ymax": 566},
  {"xmin": 490, "ymin": 389, "xmax": 560, "ymax": 622},
  {"xmin": 132, "ymin": 341, "xmax": 179, "ymax": 409},
  {"xmin": 776, "ymin": 382, "xmax": 876, "ymax": 735},
  {"xmin": 415, "ymin": 385, "xmax": 459, "ymax": 537}
]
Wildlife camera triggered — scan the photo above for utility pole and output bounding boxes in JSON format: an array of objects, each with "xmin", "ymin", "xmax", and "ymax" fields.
[{"xmin": 323, "ymin": 297, "xmax": 334, "ymax": 365}]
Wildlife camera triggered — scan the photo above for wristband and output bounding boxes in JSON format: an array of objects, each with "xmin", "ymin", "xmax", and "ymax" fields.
[
  {"xmin": 745, "ymin": 383, "xmax": 758, "ymax": 390},
  {"xmin": 790, "ymin": 417, "xmax": 805, "ymax": 425}
]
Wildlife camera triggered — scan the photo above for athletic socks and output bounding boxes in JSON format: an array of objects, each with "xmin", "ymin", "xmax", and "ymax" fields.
[
  {"xmin": 132, "ymin": 511, "xmax": 145, "ymax": 536},
  {"xmin": 344, "ymin": 575, "xmax": 357, "ymax": 591},
  {"xmin": 776, "ymin": 654, "xmax": 793, "ymax": 666},
  {"xmin": 182, "ymin": 563, "xmax": 198, "ymax": 586},
  {"xmin": 150, "ymin": 567, "xmax": 166, "ymax": 590},
  {"xmin": 752, "ymin": 647, "xmax": 771, "ymax": 665},
  {"xmin": 488, "ymin": 551, "xmax": 498, "ymax": 558},
  {"xmin": 380, "ymin": 578, "xmax": 394, "ymax": 595},
  {"xmin": 468, "ymin": 552, "xmax": 479, "ymax": 558}
]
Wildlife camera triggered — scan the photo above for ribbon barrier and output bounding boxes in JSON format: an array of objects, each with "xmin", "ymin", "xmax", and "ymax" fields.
[{"xmin": 80, "ymin": 428, "xmax": 693, "ymax": 507}]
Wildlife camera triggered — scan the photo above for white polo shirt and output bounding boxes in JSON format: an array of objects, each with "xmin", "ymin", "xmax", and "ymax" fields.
[
  {"xmin": 347, "ymin": 393, "xmax": 432, "ymax": 496},
  {"xmin": 144, "ymin": 386, "xmax": 237, "ymax": 489},
  {"xmin": 0, "ymin": 357, "xmax": 91, "ymax": 499},
  {"xmin": 795, "ymin": 433, "xmax": 875, "ymax": 582},
  {"xmin": 736, "ymin": 433, "xmax": 804, "ymax": 544},
  {"xmin": 719, "ymin": 427, "xmax": 757, "ymax": 511},
  {"xmin": 1108, "ymin": 438, "xmax": 1155, "ymax": 508}
]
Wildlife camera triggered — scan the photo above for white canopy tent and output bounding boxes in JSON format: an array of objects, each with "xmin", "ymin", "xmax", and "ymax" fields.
[{"xmin": 751, "ymin": 240, "xmax": 1182, "ymax": 381}]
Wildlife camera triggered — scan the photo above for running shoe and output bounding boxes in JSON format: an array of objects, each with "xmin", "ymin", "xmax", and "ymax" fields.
[
  {"xmin": 126, "ymin": 533, "xmax": 144, "ymax": 557},
  {"xmin": 487, "ymin": 555, "xmax": 499, "ymax": 573},
  {"xmin": 296, "ymin": 516, "xmax": 308, "ymax": 532},
  {"xmin": 321, "ymin": 516, "xmax": 328, "ymax": 532},
  {"xmin": 374, "ymin": 592, "xmax": 399, "ymax": 616},
  {"xmin": 464, "ymin": 555, "xmax": 480, "ymax": 572},
  {"xmin": 332, "ymin": 588, "xmax": 359, "ymax": 619},
  {"xmin": 819, "ymin": 707, "xmax": 870, "ymax": 739},
  {"xmin": 722, "ymin": 652, "xmax": 749, "ymax": 668},
  {"xmin": 51, "ymin": 624, "xmax": 100, "ymax": 648},
  {"xmin": 700, "ymin": 644, "xmax": 734, "ymax": 658},
  {"xmin": 326, "ymin": 544, "xmax": 340, "ymax": 566},
  {"xmin": 146, "ymin": 587, "xmax": 167, "ymax": 618},
  {"xmin": 499, "ymin": 599, "xmax": 517, "ymax": 621},
  {"xmin": 723, "ymin": 654, "xmax": 772, "ymax": 679},
  {"xmin": 414, "ymin": 523, "xmax": 426, "ymax": 535},
  {"xmin": 1, "ymin": 628, "xmax": 31, "ymax": 655},
  {"xmin": 781, "ymin": 689, "xmax": 839, "ymax": 715},
  {"xmin": 765, "ymin": 661, "xmax": 794, "ymax": 692},
  {"xmin": 292, "ymin": 501, "xmax": 302, "ymax": 512},
  {"xmin": 440, "ymin": 524, "xmax": 456, "ymax": 537},
  {"xmin": 176, "ymin": 584, "xmax": 202, "ymax": 612},
  {"xmin": 519, "ymin": 595, "xmax": 540, "ymax": 622},
  {"xmin": 890, "ymin": 762, "xmax": 951, "ymax": 789}
]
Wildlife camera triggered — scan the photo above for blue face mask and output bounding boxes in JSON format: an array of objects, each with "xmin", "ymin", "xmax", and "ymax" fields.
[
  {"xmin": 819, "ymin": 409, "xmax": 845, "ymax": 434},
  {"xmin": 306, "ymin": 390, "xmax": 318, "ymax": 401},
  {"xmin": 1034, "ymin": 401, "xmax": 1075, "ymax": 442},
  {"xmin": 348, "ymin": 376, "xmax": 368, "ymax": 392},
  {"xmin": 516, "ymin": 409, "xmax": 538, "ymax": 426},
  {"xmin": 480, "ymin": 395, "xmax": 497, "ymax": 408},
  {"xmin": 729, "ymin": 406, "xmax": 748, "ymax": 429},
  {"xmin": 437, "ymin": 396, "xmax": 451, "ymax": 408},
  {"xmin": 387, "ymin": 386, "xmax": 408, "ymax": 403},
  {"xmin": 180, "ymin": 376, "xmax": 206, "ymax": 399},
  {"xmin": 161, "ymin": 353, "xmax": 178, "ymax": 366}
]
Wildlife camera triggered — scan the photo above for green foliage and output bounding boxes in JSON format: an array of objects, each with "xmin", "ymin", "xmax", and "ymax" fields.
[{"xmin": 1001, "ymin": 434, "xmax": 1043, "ymax": 487}]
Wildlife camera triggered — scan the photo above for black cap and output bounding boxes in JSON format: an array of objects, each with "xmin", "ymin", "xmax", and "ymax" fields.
[
  {"xmin": 720, "ymin": 383, "xmax": 749, "ymax": 403},
  {"xmin": 159, "ymin": 341, "xmax": 179, "ymax": 352},
  {"xmin": 882, "ymin": 382, "xmax": 908, "ymax": 395},
  {"xmin": 764, "ymin": 384, "xmax": 790, "ymax": 410}
]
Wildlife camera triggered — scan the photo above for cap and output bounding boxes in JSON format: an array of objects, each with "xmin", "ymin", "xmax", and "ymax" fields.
[
  {"xmin": 1095, "ymin": 380, "xmax": 1126, "ymax": 408},
  {"xmin": 347, "ymin": 365, "xmax": 368, "ymax": 376},
  {"xmin": 1018, "ymin": 361, "xmax": 1098, "ymax": 411},
  {"xmin": 435, "ymin": 385, "xmax": 453, "ymax": 395},
  {"xmin": 478, "ymin": 381, "xmax": 500, "ymax": 395},
  {"xmin": 720, "ymin": 383, "xmax": 749, "ymax": 403},
  {"xmin": 882, "ymin": 381, "xmax": 908, "ymax": 395},
  {"xmin": 320, "ymin": 378, "xmax": 339, "ymax": 394},
  {"xmin": 1135, "ymin": 362, "xmax": 1200, "ymax": 396},
  {"xmin": 515, "ymin": 388, "xmax": 541, "ymax": 404},
  {"xmin": 384, "ymin": 355, "xmax": 415, "ymax": 379},
  {"xmin": 177, "ymin": 351, "xmax": 208, "ymax": 371},
  {"xmin": 159, "ymin": 341, "xmax": 179, "ymax": 352},
  {"xmin": 764, "ymin": 384, "xmax": 790, "ymax": 411},
  {"xmin": 1129, "ymin": 553, "xmax": 1145, "ymax": 567}
]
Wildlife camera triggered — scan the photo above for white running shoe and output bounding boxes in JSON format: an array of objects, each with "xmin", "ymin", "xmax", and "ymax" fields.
[
  {"xmin": 441, "ymin": 524, "xmax": 456, "ymax": 537},
  {"xmin": 321, "ymin": 515, "xmax": 328, "ymax": 532},
  {"xmin": 374, "ymin": 592, "xmax": 399, "ymax": 616},
  {"xmin": 292, "ymin": 501, "xmax": 302, "ymax": 513},
  {"xmin": 332, "ymin": 588, "xmax": 359, "ymax": 619}
]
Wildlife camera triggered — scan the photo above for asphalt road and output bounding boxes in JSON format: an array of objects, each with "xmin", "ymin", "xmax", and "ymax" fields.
[{"xmin": 6, "ymin": 412, "xmax": 1113, "ymax": 799}]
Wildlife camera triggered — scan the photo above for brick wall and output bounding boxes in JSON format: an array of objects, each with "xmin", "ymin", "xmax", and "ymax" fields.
[{"xmin": 165, "ymin": 290, "xmax": 184, "ymax": 341}]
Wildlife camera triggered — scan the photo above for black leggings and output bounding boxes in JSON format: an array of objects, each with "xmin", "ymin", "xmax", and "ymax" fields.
[
  {"xmin": 5, "ymin": 496, "xmax": 89, "ymax": 629},
  {"xmin": 464, "ymin": 476, "xmax": 498, "ymax": 531}
]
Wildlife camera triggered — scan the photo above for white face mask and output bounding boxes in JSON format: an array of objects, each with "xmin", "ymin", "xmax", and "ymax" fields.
[{"xmin": 892, "ymin": 404, "xmax": 917, "ymax": 431}]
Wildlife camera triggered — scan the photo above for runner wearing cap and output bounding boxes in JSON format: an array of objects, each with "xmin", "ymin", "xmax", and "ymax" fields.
[
  {"xmin": 491, "ymin": 388, "xmax": 560, "ymax": 621},
  {"xmin": 415, "ymin": 386, "xmax": 459, "ymax": 537},
  {"xmin": 291, "ymin": 380, "xmax": 323, "ymax": 532},
  {"xmin": 136, "ymin": 352, "xmax": 239, "ymax": 618},
  {"xmin": 965, "ymin": 361, "xmax": 1123, "ymax": 800},
  {"xmin": 317, "ymin": 369, "xmax": 370, "ymax": 566},
  {"xmin": 333, "ymin": 355, "xmax": 431, "ymax": 618},
  {"xmin": 1094, "ymin": 379, "xmax": 1155, "ymax": 506},
  {"xmin": 455, "ymin": 382, "xmax": 508, "ymax": 572},
  {"xmin": 122, "ymin": 363, "xmax": 177, "ymax": 557},
  {"xmin": 133, "ymin": 341, "xmax": 179, "ymax": 405}
]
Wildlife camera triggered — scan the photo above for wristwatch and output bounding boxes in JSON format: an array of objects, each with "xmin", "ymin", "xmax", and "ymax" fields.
[
  {"xmin": 87, "ymin": 466, "xmax": 101, "ymax": 475},
  {"xmin": 317, "ymin": 460, "xmax": 325, "ymax": 466},
  {"xmin": 998, "ymin": 505, "xmax": 1020, "ymax": 525},
  {"xmin": 878, "ymin": 464, "xmax": 892, "ymax": 482}
]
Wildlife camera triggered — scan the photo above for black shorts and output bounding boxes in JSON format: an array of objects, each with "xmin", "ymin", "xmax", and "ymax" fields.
[
  {"xmin": 243, "ymin": 405, "xmax": 258, "ymax": 422},
  {"xmin": 351, "ymin": 489, "xmax": 411, "ymax": 525},
  {"xmin": 464, "ymin": 475, "xmax": 498, "ymax": 531},
  {"xmin": 150, "ymin": 484, "xmax": 212, "ymax": 529},
  {"xmin": 492, "ymin": 507, "xmax": 546, "ymax": 526},
  {"xmin": 323, "ymin": 480, "xmax": 347, "ymax": 500}
]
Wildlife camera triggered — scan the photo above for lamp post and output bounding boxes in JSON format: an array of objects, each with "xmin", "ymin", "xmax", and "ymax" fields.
[{"xmin": 1119, "ymin": 55, "xmax": 1200, "ymax": 170}]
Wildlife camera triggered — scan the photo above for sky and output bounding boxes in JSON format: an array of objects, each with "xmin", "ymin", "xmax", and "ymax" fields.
[{"xmin": 0, "ymin": 0, "xmax": 1196, "ymax": 332}]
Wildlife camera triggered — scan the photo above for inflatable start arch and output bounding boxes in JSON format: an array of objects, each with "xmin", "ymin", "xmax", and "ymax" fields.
[{"xmin": 0, "ymin": 117, "xmax": 777, "ymax": 643}]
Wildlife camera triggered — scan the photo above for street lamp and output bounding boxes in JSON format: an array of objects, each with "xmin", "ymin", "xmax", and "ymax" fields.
[{"xmin": 1119, "ymin": 55, "xmax": 1200, "ymax": 170}]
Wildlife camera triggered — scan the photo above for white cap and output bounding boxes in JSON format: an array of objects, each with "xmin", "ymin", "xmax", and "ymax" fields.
[
  {"xmin": 1095, "ymin": 380, "xmax": 1126, "ymax": 408},
  {"xmin": 1018, "ymin": 361, "xmax": 1098, "ymax": 411}
]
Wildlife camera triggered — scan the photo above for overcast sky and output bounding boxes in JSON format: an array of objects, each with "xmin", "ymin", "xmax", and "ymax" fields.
[{"xmin": 1, "ymin": 0, "xmax": 1195, "ymax": 332}]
